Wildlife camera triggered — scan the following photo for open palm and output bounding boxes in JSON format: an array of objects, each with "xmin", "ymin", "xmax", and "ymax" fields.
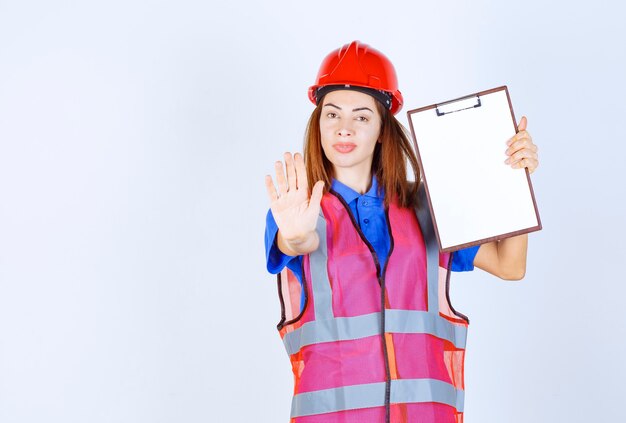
[{"xmin": 265, "ymin": 152, "xmax": 324, "ymax": 247}]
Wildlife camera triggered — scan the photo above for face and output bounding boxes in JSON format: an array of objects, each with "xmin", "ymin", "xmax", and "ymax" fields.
[{"xmin": 319, "ymin": 90, "xmax": 382, "ymax": 180}]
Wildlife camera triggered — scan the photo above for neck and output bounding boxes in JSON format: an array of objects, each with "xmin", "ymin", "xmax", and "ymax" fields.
[{"xmin": 333, "ymin": 168, "xmax": 372, "ymax": 194}]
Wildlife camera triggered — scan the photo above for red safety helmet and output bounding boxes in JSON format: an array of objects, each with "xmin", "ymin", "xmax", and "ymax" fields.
[{"xmin": 308, "ymin": 41, "xmax": 404, "ymax": 115}]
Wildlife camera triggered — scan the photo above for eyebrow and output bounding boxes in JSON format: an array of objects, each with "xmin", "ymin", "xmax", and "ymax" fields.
[{"xmin": 324, "ymin": 103, "xmax": 374, "ymax": 113}]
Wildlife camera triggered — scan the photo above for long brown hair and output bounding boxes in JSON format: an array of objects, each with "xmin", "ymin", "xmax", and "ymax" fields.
[{"xmin": 303, "ymin": 100, "xmax": 420, "ymax": 208}]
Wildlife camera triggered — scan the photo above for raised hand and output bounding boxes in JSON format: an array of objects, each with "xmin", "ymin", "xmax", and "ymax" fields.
[
  {"xmin": 504, "ymin": 116, "xmax": 539, "ymax": 174},
  {"xmin": 265, "ymin": 152, "xmax": 325, "ymax": 256}
]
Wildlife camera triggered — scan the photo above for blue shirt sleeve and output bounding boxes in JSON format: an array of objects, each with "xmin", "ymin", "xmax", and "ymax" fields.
[
  {"xmin": 450, "ymin": 245, "xmax": 480, "ymax": 272},
  {"xmin": 264, "ymin": 209, "xmax": 303, "ymax": 277}
]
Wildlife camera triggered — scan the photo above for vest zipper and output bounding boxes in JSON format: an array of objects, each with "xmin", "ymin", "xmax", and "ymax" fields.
[{"xmin": 329, "ymin": 190, "xmax": 395, "ymax": 423}]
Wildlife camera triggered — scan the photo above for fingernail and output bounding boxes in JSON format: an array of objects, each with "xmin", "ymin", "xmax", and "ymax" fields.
[{"xmin": 504, "ymin": 158, "xmax": 510, "ymax": 164}]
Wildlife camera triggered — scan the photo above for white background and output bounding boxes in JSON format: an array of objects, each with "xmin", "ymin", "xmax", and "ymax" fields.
[{"xmin": 1, "ymin": 1, "xmax": 624, "ymax": 422}]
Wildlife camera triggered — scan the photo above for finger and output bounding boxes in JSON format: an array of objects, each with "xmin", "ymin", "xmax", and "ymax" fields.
[
  {"xmin": 284, "ymin": 152, "xmax": 296, "ymax": 192},
  {"xmin": 506, "ymin": 137, "xmax": 537, "ymax": 156},
  {"xmin": 515, "ymin": 157, "xmax": 539, "ymax": 172},
  {"xmin": 265, "ymin": 175, "xmax": 279, "ymax": 202},
  {"xmin": 506, "ymin": 149, "xmax": 538, "ymax": 165},
  {"xmin": 275, "ymin": 160, "xmax": 288, "ymax": 195},
  {"xmin": 309, "ymin": 180, "xmax": 325, "ymax": 207},
  {"xmin": 294, "ymin": 152, "xmax": 308, "ymax": 191},
  {"xmin": 507, "ymin": 118, "xmax": 529, "ymax": 146},
  {"xmin": 506, "ymin": 129, "xmax": 533, "ymax": 145},
  {"xmin": 515, "ymin": 149, "xmax": 538, "ymax": 163},
  {"xmin": 517, "ymin": 116, "xmax": 527, "ymax": 132}
]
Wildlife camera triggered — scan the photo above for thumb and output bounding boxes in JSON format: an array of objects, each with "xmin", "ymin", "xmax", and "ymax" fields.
[
  {"xmin": 309, "ymin": 181, "xmax": 325, "ymax": 207},
  {"xmin": 517, "ymin": 115, "xmax": 528, "ymax": 132}
]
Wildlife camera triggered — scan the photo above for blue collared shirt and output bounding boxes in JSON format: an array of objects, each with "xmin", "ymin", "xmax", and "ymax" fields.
[{"xmin": 265, "ymin": 177, "xmax": 479, "ymax": 283}]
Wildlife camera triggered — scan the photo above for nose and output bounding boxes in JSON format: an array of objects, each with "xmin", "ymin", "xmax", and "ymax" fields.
[{"xmin": 337, "ymin": 122, "xmax": 354, "ymax": 137}]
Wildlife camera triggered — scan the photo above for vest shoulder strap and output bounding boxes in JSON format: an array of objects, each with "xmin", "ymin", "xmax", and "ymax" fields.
[{"xmin": 415, "ymin": 182, "xmax": 441, "ymax": 314}]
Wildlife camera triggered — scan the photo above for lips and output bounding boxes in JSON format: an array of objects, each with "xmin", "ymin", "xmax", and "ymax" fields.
[{"xmin": 333, "ymin": 143, "xmax": 356, "ymax": 153}]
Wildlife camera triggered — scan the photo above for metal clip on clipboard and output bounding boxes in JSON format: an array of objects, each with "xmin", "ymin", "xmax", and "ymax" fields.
[{"xmin": 435, "ymin": 95, "xmax": 482, "ymax": 116}]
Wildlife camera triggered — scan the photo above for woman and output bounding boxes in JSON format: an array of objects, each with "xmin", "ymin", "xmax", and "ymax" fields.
[{"xmin": 264, "ymin": 41, "xmax": 538, "ymax": 423}]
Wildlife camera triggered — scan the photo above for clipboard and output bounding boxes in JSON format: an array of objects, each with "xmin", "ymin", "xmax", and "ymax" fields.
[{"xmin": 407, "ymin": 86, "xmax": 542, "ymax": 252}]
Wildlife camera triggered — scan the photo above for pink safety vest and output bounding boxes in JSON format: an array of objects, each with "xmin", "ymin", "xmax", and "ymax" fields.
[{"xmin": 276, "ymin": 186, "xmax": 469, "ymax": 423}]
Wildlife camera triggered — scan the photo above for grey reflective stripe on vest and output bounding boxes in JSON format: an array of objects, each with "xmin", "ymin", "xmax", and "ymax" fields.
[
  {"xmin": 392, "ymin": 379, "xmax": 464, "ymax": 412},
  {"xmin": 282, "ymin": 310, "xmax": 467, "ymax": 355},
  {"xmin": 384, "ymin": 309, "xmax": 467, "ymax": 349},
  {"xmin": 310, "ymin": 214, "xmax": 334, "ymax": 321},
  {"xmin": 291, "ymin": 379, "xmax": 464, "ymax": 417},
  {"xmin": 416, "ymin": 184, "xmax": 441, "ymax": 315}
]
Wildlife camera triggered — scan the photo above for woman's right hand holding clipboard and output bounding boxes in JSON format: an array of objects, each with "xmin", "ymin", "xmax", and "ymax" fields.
[{"xmin": 504, "ymin": 116, "xmax": 539, "ymax": 174}]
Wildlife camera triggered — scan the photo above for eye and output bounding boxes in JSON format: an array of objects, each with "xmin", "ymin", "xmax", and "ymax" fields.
[
  {"xmin": 326, "ymin": 112, "xmax": 337, "ymax": 119},
  {"xmin": 356, "ymin": 115, "xmax": 369, "ymax": 122}
]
